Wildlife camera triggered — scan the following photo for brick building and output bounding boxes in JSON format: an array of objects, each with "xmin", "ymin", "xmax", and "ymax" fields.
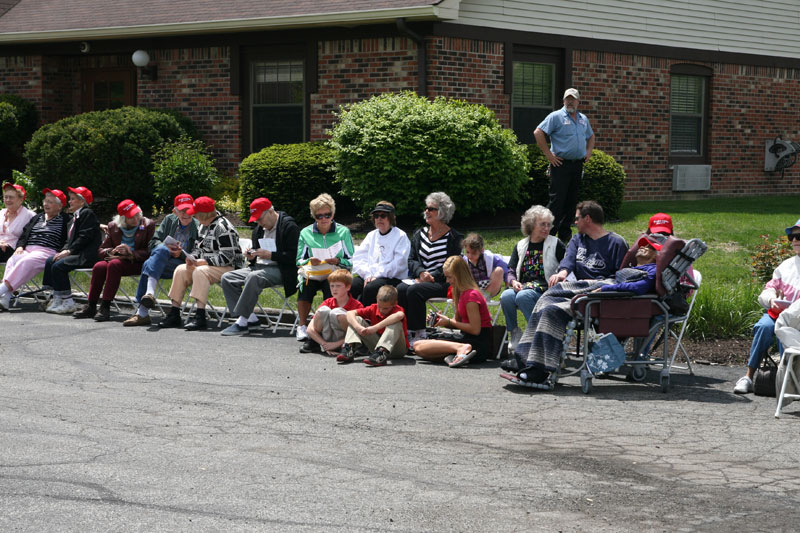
[{"xmin": 1, "ymin": 0, "xmax": 800, "ymax": 200}]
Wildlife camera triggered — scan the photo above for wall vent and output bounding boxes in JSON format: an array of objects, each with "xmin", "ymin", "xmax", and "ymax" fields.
[{"xmin": 672, "ymin": 165, "xmax": 711, "ymax": 191}]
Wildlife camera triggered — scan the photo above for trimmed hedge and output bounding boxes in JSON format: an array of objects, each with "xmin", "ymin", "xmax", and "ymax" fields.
[
  {"xmin": 152, "ymin": 137, "xmax": 220, "ymax": 211},
  {"xmin": 239, "ymin": 142, "xmax": 338, "ymax": 224},
  {"xmin": 524, "ymin": 144, "xmax": 626, "ymax": 220},
  {"xmin": 0, "ymin": 94, "xmax": 39, "ymax": 179},
  {"xmin": 24, "ymin": 107, "xmax": 189, "ymax": 210},
  {"xmin": 330, "ymin": 92, "xmax": 530, "ymax": 218}
]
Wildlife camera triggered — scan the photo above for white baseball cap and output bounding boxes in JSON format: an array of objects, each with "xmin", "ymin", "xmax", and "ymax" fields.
[{"xmin": 563, "ymin": 88, "xmax": 580, "ymax": 100}]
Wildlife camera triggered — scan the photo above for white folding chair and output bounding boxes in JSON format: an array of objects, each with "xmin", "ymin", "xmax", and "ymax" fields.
[
  {"xmin": 665, "ymin": 269, "xmax": 702, "ymax": 374},
  {"xmin": 775, "ymin": 347, "xmax": 800, "ymax": 418},
  {"xmin": 68, "ymin": 268, "xmax": 127, "ymax": 313}
]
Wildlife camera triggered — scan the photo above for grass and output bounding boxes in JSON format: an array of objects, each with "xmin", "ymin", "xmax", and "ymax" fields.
[{"xmin": 6, "ymin": 195, "xmax": 795, "ymax": 339}]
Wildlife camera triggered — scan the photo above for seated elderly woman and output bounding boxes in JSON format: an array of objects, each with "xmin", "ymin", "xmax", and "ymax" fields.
[
  {"xmin": 509, "ymin": 233, "xmax": 664, "ymax": 386},
  {"xmin": 295, "ymin": 193, "xmax": 355, "ymax": 341},
  {"xmin": 350, "ymin": 201, "xmax": 410, "ymax": 306},
  {"xmin": 0, "ymin": 183, "xmax": 36, "ymax": 263},
  {"xmin": 500, "ymin": 205, "xmax": 566, "ymax": 353},
  {"xmin": 73, "ymin": 199, "xmax": 155, "ymax": 322},
  {"xmin": 414, "ymin": 256, "xmax": 494, "ymax": 367},
  {"xmin": 0, "ymin": 189, "xmax": 68, "ymax": 311},
  {"xmin": 397, "ymin": 192, "xmax": 463, "ymax": 346},
  {"xmin": 42, "ymin": 186, "xmax": 103, "ymax": 314}
]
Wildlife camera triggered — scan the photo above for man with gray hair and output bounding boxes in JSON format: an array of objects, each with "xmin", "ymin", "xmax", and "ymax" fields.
[
  {"xmin": 534, "ymin": 87, "xmax": 595, "ymax": 243},
  {"xmin": 219, "ymin": 197, "xmax": 299, "ymax": 336}
]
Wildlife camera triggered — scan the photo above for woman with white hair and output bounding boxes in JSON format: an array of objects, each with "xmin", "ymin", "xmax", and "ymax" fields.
[
  {"xmin": 397, "ymin": 191, "xmax": 463, "ymax": 345},
  {"xmin": 0, "ymin": 182, "xmax": 36, "ymax": 262},
  {"xmin": 0, "ymin": 189, "xmax": 68, "ymax": 311},
  {"xmin": 73, "ymin": 199, "xmax": 155, "ymax": 321},
  {"xmin": 500, "ymin": 205, "xmax": 565, "ymax": 354}
]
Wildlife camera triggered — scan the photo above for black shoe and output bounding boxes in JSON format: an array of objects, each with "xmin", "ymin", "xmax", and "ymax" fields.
[
  {"xmin": 517, "ymin": 365, "xmax": 549, "ymax": 384},
  {"xmin": 158, "ymin": 308, "xmax": 183, "ymax": 329},
  {"xmin": 93, "ymin": 301, "xmax": 111, "ymax": 322},
  {"xmin": 336, "ymin": 344, "xmax": 357, "ymax": 363},
  {"xmin": 500, "ymin": 357, "xmax": 520, "ymax": 373},
  {"xmin": 299, "ymin": 339, "xmax": 321, "ymax": 354},
  {"xmin": 364, "ymin": 347, "xmax": 389, "ymax": 367},
  {"xmin": 73, "ymin": 302, "xmax": 97, "ymax": 319},
  {"xmin": 184, "ymin": 309, "xmax": 207, "ymax": 331}
]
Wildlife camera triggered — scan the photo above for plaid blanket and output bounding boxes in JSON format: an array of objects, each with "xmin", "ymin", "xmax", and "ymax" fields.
[{"xmin": 517, "ymin": 279, "xmax": 612, "ymax": 371}]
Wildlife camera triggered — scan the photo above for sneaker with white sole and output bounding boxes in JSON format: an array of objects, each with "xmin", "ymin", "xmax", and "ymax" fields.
[
  {"xmin": 51, "ymin": 299, "xmax": 77, "ymax": 315},
  {"xmin": 0, "ymin": 293, "xmax": 10, "ymax": 311},
  {"xmin": 509, "ymin": 327, "xmax": 523, "ymax": 353},
  {"xmin": 733, "ymin": 376, "xmax": 754, "ymax": 394},
  {"xmin": 46, "ymin": 297, "xmax": 62, "ymax": 312},
  {"xmin": 295, "ymin": 324, "xmax": 308, "ymax": 341}
]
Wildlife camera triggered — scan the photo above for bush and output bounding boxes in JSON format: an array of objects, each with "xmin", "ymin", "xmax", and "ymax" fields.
[
  {"xmin": 330, "ymin": 92, "xmax": 530, "ymax": 218},
  {"xmin": 155, "ymin": 108, "xmax": 201, "ymax": 141},
  {"xmin": 239, "ymin": 142, "xmax": 337, "ymax": 225},
  {"xmin": 9, "ymin": 169, "xmax": 40, "ymax": 209},
  {"xmin": 24, "ymin": 106, "xmax": 189, "ymax": 211},
  {"xmin": 152, "ymin": 138, "xmax": 220, "ymax": 211},
  {"xmin": 0, "ymin": 94, "xmax": 39, "ymax": 180},
  {"xmin": 523, "ymin": 145, "xmax": 626, "ymax": 219},
  {"xmin": 0, "ymin": 102, "xmax": 19, "ymax": 144},
  {"xmin": 751, "ymin": 233, "xmax": 793, "ymax": 284}
]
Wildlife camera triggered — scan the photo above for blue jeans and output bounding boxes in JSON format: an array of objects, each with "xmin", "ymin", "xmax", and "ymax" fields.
[
  {"xmin": 135, "ymin": 245, "xmax": 184, "ymax": 301},
  {"xmin": 500, "ymin": 287, "xmax": 542, "ymax": 331},
  {"xmin": 748, "ymin": 312, "xmax": 783, "ymax": 369}
]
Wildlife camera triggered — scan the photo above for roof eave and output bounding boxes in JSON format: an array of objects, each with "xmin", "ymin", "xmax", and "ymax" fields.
[{"xmin": 0, "ymin": 3, "xmax": 460, "ymax": 44}]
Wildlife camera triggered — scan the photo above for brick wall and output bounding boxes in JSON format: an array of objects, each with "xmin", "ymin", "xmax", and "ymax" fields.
[
  {"xmin": 311, "ymin": 37, "xmax": 418, "ymax": 139},
  {"xmin": 427, "ymin": 36, "xmax": 509, "ymax": 126},
  {"xmin": 137, "ymin": 47, "xmax": 240, "ymax": 174},
  {"xmin": 0, "ymin": 55, "xmax": 42, "ymax": 113},
  {"xmin": 573, "ymin": 50, "xmax": 800, "ymax": 200}
]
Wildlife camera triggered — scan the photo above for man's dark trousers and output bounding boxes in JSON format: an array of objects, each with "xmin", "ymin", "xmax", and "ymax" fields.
[{"xmin": 547, "ymin": 159, "xmax": 583, "ymax": 243}]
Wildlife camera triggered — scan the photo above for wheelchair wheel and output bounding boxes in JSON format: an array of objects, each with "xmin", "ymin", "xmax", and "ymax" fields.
[
  {"xmin": 630, "ymin": 365, "xmax": 647, "ymax": 382},
  {"xmin": 580, "ymin": 369, "xmax": 592, "ymax": 394},
  {"xmin": 659, "ymin": 374, "xmax": 670, "ymax": 393}
]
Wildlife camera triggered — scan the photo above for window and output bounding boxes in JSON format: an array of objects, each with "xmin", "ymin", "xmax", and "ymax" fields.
[
  {"xmin": 81, "ymin": 69, "xmax": 136, "ymax": 112},
  {"xmin": 669, "ymin": 64, "xmax": 711, "ymax": 162},
  {"xmin": 512, "ymin": 61, "xmax": 555, "ymax": 144},
  {"xmin": 250, "ymin": 59, "xmax": 304, "ymax": 152}
]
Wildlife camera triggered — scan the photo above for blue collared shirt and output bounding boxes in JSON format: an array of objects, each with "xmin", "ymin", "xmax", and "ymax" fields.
[{"xmin": 537, "ymin": 107, "xmax": 594, "ymax": 160}]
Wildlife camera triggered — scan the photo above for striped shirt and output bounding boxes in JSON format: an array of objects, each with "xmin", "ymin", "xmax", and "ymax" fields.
[
  {"xmin": 25, "ymin": 214, "xmax": 66, "ymax": 251},
  {"xmin": 418, "ymin": 229, "xmax": 450, "ymax": 271}
]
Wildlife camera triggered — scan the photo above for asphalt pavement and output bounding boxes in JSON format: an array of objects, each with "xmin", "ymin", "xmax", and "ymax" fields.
[{"xmin": 1, "ymin": 300, "xmax": 800, "ymax": 532}]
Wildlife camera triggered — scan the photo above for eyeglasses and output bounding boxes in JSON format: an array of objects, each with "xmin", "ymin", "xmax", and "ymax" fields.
[
  {"xmin": 537, "ymin": 221, "xmax": 553, "ymax": 228},
  {"xmin": 424, "ymin": 206, "xmax": 439, "ymax": 212},
  {"xmin": 315, "ymin": 212, "xmax": 333, "ymax": 220},
  {"xmin": 789, "ymin": 234, "xmax": 800, "ymax": 242},
  {"xmin": 373, "ymin": 213, "xmax": 389, "ymax": 219}
]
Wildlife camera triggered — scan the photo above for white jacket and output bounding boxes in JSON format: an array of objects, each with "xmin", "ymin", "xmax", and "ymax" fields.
[
  {"xmin": 759, "ymin": 255, "xmax": 800, "ymax": 310},
  {"xmin": 352, "ymin": 226, "xmax": 410, "ymax": 280}
]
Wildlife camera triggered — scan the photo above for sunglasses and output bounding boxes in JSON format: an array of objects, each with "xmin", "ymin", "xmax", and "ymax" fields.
[
  {"xmin": 373, "ymin": 213, "xmax": 389, "ymax": 219},
  {"xmin": 315, "ymin": 212, "xmax": 333, "ymax": 220},
  {"xmin": 424, "ymin": 206, "xmax": 439, "ymax": 212},
  {"xmin": 789, "ymin": 234, "xmax": 800, "ymax": 242}
]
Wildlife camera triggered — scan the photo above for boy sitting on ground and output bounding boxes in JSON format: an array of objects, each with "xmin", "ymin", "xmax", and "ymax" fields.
[
  {"xmin": 300, "ymin": 269, "xmax": 363, "ymax": 355},
  {"xmin": 462, "ymin": 232, "xmax": 508, "ymax": 298},
  {"xmin": 339, "ymin": 284, "xmax": 408, "ymax": 366}
]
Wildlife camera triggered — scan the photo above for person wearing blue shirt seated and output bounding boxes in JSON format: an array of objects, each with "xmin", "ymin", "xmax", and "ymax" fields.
[{"xmin": 534, "ymin": 87, "xmax": 595, "ymax": 243}]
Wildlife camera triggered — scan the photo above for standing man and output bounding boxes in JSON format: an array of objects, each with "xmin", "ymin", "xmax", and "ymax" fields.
[
  {"xmin": 219, "ymin": 197, "xmax": 300, "ymax": 336},
  {"xmin": 534, "ymin": 88, "xmax": 595, "ymax": 243}
]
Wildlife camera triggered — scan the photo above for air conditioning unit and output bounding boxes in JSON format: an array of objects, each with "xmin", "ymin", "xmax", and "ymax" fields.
[{"xmin": 672, "ymin": 165, "xmax": 711, "ymax": 191}]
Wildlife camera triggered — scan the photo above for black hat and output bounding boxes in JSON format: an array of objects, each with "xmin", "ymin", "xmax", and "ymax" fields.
[{"xmin": 371, "ymin": 203, "xmax": 395, "ymax": 215}]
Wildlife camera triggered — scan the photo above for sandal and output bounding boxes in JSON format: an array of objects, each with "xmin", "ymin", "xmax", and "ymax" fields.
[{"xmin": 448, "ymin": 350, "xmax": 476, "ymax": 368}]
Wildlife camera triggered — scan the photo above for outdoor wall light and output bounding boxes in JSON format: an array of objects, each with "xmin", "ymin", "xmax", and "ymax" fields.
[{"xmin": 132, "ymin": 50, "xmax": 158, "ymax": 81}]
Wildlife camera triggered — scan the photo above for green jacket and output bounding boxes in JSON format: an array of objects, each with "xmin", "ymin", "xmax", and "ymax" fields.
[
  {"xmin": 296, "ymin": 221, "xmax": 354, "ymax": 269},
  {"xmin": 149, "ymin": 213, "xmax": 199, "ymax": 254}
]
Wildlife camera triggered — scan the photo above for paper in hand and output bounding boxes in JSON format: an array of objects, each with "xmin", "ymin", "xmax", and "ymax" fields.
[{"xmin": 163, "ymin": 235, "xmax": 179, "ymax": 247}]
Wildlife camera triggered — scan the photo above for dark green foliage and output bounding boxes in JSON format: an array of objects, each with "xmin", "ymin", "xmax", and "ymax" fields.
[
  {"xmin": 9, "ymin": 169, "xmax": 41, "ymax": 209},
  {"xmin": 330, "ymin": 92, "xmax": 530, "ymax": 218},
  {"xmin": 155, "ymin": 108, "xmax": 201, "ymax": 140},
  {"xmin": 751, "ymin": 234, "xmax": 793, "ymax": 284},
  {"xmin": 152, "ymin": 138, "xmax": 220, "ymax": 211},
  {"xmin": 239, "ymin": 142, "xmax": 337, "ymax": 224},
  {"xmin": 24, "ymin": 107, "xmax": 188, "ymax": 211},
  {"xmin": 523, "ymin": 145, "xmax": 626, "ymax": 219},
  {"xmin": 0, "ymin": 94, "xmax": 39, "ymax": 180}
]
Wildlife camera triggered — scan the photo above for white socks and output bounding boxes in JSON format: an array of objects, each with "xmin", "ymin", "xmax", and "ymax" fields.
[
  {"xmin": 137, "ymin": 305, "xmax": 150, "ymax": 318},
  {"xmin": 146, "ymin": 276, "xmax": 158, "ymax": 295},
  {"xmin": 236, "ymin": 316, "xmax": 249, "ymax": 327}
]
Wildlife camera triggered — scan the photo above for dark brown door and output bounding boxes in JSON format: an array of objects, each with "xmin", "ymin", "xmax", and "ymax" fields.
[{"xmin": 81, "ymin": 69, "xmax": 136, "ymax": 112}]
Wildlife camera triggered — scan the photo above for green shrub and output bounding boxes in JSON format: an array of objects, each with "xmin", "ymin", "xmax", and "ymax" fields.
[
  {"xmin": 330, "ymin": 92, "xmax": 530, "ymax": 218},
  {"xmin": 0, "ymin": 102, "xmax": 18, "ymax": 144},
  {"xmin": 155, "ymin": 108, "xmax": 201, "ymax": 141},
  {"xmin": 0, "ymin": 94, "xmax": 38, "ymax": 149},
  {"xmin": 523, "ymin": 145, "xmax": 626, "ymax": 219},
  {"xmin": 151, "ymin": 137, "xmax": 220, "ymax": 211},
  {"xmin": 751, "ymin": 233, "xmax": 793, "ymax": 284},
  {"xmin": 9, "ymin": 169, "xmax": 40, "ymax": 209},
  {"xmin": 24, "ymin": 107, "xmax": 189, "ymax": 210},
  {"xmin": 239, "ymin": 142, "xmax": 337, "ymax": 225}
]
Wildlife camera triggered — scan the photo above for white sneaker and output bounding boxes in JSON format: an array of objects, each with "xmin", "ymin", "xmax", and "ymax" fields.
[
  {"xmin": 46, "ymin": 296, "xmax": 61, "ymax": 312},
  {"xmin": 733, "ymin": 376, "xmax": 753, "ymax": 394},
  {"xmin": 51, "ymin": 299, "xmax": 77, "ymax": 315},
  {"xmin": 0, "ymin": 293, "xmax": 10, "ymax": 311},
  {"xmin": 509, "ymin": 327, "xmax": 523, "ymax": 352},
  {"xmin": 296, "ymin": 324, "xmax": 308, "ymax": 341}
]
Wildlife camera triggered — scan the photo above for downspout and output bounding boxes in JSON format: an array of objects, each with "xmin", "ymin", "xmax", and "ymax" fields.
[{"xmin": 396, "ymin": 18, "xmax": 427, "ymax": 96}]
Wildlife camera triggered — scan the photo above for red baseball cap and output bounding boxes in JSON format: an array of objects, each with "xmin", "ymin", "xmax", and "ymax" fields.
[
  {"xmin": 117, "ymin": 199, "xmax": 141, "ymax": 218},
  {"xmin": 2, "ymin": 182, "xmax": 26, "ymax": 200},
  {"xmin": 193, "ymin": 196, "xmax": 215, "ymax": 214},
  {"xmin": 67, "ymin": 186, "xmax": 93, "ymax": 205},
  {"xmin": 173, "ymin": 193, "xmax": 195, "ymax": 214},
  {"xmin": 648, "ymin": 213, "xmax": 673, "ymax": 235},
  {"xmin": 42, "ymin": 188, "xmax": 67, "ymax": 207},
  {"xmin": 248, "ymin": 197, "xmax": 273, "ymax": 223},
  {"xmin": 637, "ymin": 233, "xmax": 666, "ymax": 251}
]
